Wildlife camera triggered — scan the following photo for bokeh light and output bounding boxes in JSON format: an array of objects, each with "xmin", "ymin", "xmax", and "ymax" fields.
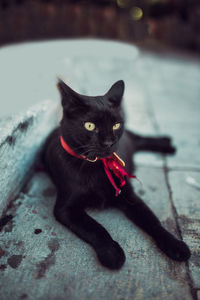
[
  {"xmin": 148, "ymin": 0, "xmax": 161, "ymax": 3},
  {"xmin": 130, "ymin": 6, "xmax": 143, "ymax": 21},
  {"xmin": 116, "ymin": 0, "xmax": 130, "ymax": 8}
]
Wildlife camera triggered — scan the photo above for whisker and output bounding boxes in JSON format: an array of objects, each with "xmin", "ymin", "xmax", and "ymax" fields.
[
  {"xmin": 71, "ymin": 144, "xmax": 97, "ymax": 152},
  {"xmin": 64, "ymin": 141, "xmax": 98, "ymax": 157},
  {"xmin": 80, "ymin": 149, "xmax": 96, "ymax": 156}
]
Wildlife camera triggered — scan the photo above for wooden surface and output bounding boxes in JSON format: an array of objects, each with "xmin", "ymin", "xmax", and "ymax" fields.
[
  {"xmin": 168, "ymin": 171, "xmax": 200, "ymax": 290},
  {"xmin": 0, "ymin": 171, "xmax": 194, "ymax": 300},
  {"xmin": 0, "ymin": 100, "xmax": 59, "ymax": 216},
  {"xmin": 0, "ymin": 41, "xmax": 200, "ymax": 300}
]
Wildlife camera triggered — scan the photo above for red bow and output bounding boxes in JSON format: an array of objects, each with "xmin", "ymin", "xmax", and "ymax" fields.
[
  {"xmin": 101, "ymin": 157, "xmax": 136, "ymax": 196},
  {"xmin": 60, "ymin": 136, "xmax": 136, "ymax": 196}
]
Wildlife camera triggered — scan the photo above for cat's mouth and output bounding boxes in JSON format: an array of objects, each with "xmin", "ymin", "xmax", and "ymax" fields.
[
  {"xmin": 86, "ymin": 151, "xmax": 113, "ymax": 160},
  {"xmin": 82, "ymin": 144, "xmax": 118, "ymax": 160}
]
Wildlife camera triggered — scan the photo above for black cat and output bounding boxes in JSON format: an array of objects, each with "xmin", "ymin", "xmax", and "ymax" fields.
[{"xmin": 43, "ymin": 79, "xmax": 191, "ymax": 270}]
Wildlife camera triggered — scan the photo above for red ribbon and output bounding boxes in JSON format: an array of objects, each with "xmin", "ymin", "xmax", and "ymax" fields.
[
  {"xmin": 60, "ymin": 136, "xmax": 136, "ymax": 196},
  {"xmin": 101, "ymin": 157, "xmax": 136, "ymax": 196}
]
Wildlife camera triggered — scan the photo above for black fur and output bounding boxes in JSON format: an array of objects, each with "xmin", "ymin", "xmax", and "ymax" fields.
[{"xmin": 43, "ymin": 79, "xmax": 191, "ymax": 270}]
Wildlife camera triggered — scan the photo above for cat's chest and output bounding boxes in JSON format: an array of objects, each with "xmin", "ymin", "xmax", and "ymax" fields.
[
  {"xmin": 68, "ymin": 160, "xmax": 114, "ymax": 196},
  {"xmin": 62, "ymin": 160, "xmax": 114, "ymax": 208},
  {"xmin": 79, "ymin": 162, "xmax": 108, "ymax": 189}
]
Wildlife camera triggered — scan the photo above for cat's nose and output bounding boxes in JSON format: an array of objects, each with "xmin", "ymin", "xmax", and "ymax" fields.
[{"xmin": 102, "ymin": 141, "xmax": 114, "ymax": 148}]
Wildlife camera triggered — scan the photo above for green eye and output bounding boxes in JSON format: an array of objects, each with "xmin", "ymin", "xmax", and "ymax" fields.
[
  {"xmin": 84, "ymin": 122, "xmax": 96, "ymax": 131},
  {"xmin": 113, "ymin": 123, "xmax": 121, "ymax": 130}
]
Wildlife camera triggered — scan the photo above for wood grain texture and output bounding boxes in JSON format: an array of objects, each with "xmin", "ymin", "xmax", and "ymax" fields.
[
  {"xmin": 168, "ymin": 170, "xmax": 200, "ymax": 289},
  {"xmin": 1, "ymin": 39, "xmax": 199, "ymax": 300},
  {"xmin": 0, "ymin": 100, "xmax": 59, "ymax": 216},
  {"xmin": 0, "ymin": 169, "xmax": 193, "ymax": 300}
]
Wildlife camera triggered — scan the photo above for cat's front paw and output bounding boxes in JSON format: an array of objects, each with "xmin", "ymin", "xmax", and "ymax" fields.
[
  {"xmin": 156, "ymin": 234, "xmax": 191, "ymax": 261},
  {"xmin": 96, "ymin": 241, "xmax": 126, "ymax": 270}
]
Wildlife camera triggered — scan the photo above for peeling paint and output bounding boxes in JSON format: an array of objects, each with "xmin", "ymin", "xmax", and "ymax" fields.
[
  {"xmin": 0, "ymin": 247, "xmax": 5, "ymax": 258},
  {"xmin": 0, "ymin": 214, "xmax": 13, "ymax": 231},
  {"xmin": 0, "ymin": 264, "xmax": 7, "ymax": 271},
  {"xmin": 6, "ymin": 135, "xmax": 16, "ymax": 146},
  {"xmin": 7, "ymin": 254, "xmax": 23, "ymax": 269},
  {"xmin": 48, "ymin": 239, "xmax": 60, "ymax": 252},
  {"xmin": 0, "ymin": 99, "xmax": 59, "ymax": 217},
  {"xmin": 18, "ymin": 118, "xmax": 33, "ymax": 132},
  {"xmin": 34, "ymin": 229, "xmax": 42, "ymax": 234},
  {"xmin": 35, "ymin": 239, "xmax": 59, "ymax": 279}
]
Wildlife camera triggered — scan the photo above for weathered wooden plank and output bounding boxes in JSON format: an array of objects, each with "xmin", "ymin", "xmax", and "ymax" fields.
[
  {"xmin": 141, "ymin": 53, "xmax": 200, "ymax": 127},
  {"xmin": 159, "ymin": 123, "xmax": 200, "ymax": 169},
  {"xmin": 136, "ymin": 52, "xmax": 200, "ymax": 171},
  {"xmin": 168, "ymin": 170, "xmax": 200, "ymax": 289},
  {"xmin": 0, "ymin": 167, "xmax": 192, "ymax": 300},
  {"xmin": 0, "ymin": 100, "xmax": 59, "ymax": 216}
]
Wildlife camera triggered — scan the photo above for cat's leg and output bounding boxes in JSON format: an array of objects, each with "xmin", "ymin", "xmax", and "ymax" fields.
[
  {"xmin": 54, "ymin": 194, "xmax": 125, "ymax": 270},
  {"xmin": 116, "ymin": 183, "xmax": 191, "ymax": 261},
  {"xmin": 127, "ymin": 131, "xmax": 176, "ymax": 154}
]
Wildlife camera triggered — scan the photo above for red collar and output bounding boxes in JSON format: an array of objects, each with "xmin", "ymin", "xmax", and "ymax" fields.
[
  {"xmin": 60, "ymin": 135, "xmax": 136, "ymax": 196},
  {"xmin": 60, "ymin": 135, "xmax": 98, "ymax": 162}
]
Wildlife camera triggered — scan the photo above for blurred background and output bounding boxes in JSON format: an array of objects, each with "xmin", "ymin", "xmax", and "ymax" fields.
[
  {"xmin": 0, "ymin": 0, "xmax": 200, "ymax": 117},
  {"xmin": 0, "ymin": 0, "xmax": 200, "ymax": 53}
]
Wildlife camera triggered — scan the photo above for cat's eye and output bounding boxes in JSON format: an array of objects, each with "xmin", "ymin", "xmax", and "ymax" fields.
[
  {"xmin": 84, "ymin": 122, "xmax": 96, "ymax": 131},
  {"xmin": 113, "ymin": 123, "xmax": 121, "ymax": 130}
]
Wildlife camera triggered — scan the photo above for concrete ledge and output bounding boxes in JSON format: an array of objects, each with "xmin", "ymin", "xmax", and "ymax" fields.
[{"xmin": 0, "ymin": 100, "xmax": 59, "ymax": 217}]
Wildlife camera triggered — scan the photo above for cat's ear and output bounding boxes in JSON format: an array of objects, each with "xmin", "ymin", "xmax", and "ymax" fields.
[
  {"xmin": 57, "ymin": 78, "xmax": 83, "ymax": 108},
  {"xmin": 106, "ymin": 80, "xmax": 125, "ymax": 107}
]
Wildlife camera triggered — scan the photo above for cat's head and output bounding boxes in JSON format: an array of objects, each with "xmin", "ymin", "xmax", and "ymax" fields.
[{"xmin": 58, "ymin": 79, "xmax": 125, "ymax": 160}]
